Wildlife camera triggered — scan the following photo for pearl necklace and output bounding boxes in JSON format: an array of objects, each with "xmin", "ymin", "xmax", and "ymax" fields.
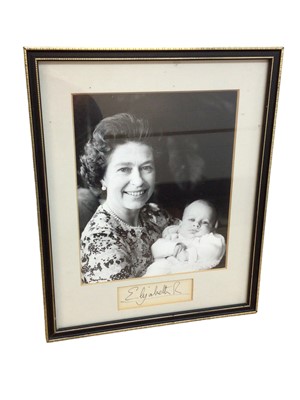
[{"xmin": 103, "ymin": 204, "xmax": 143, "ymax": 229}]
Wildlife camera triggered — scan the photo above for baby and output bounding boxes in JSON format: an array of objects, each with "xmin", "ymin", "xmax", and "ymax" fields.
[{"xmin": 145, "ymin": 200, "xmax": 226, "ymax": 276}]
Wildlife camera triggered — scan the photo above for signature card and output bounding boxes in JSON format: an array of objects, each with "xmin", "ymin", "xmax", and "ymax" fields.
[{"xmin": 118, "ymin": 279, "xmax": 194, "ymax": 310}]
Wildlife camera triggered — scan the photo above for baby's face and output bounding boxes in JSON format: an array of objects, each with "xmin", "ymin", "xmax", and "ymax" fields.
[{"xmin": 179, "ymin": 202, "xmax": 216, "ymax": 239}]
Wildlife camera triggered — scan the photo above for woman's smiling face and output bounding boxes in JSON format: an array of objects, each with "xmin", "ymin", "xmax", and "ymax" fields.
[{"xmin": 103, "ymin": 142, "xmax": 155, "ymax": 215}]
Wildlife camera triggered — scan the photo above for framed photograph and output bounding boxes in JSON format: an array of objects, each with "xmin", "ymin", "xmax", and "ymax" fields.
[{"xmin": 24, "ymin": 47, "xmax": 283, "ymax": 341}]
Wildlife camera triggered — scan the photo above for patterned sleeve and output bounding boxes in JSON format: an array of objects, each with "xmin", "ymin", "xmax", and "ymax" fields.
[{"xmin": 80, "ymin": 226, "xmax": 132, "ymax": 283}]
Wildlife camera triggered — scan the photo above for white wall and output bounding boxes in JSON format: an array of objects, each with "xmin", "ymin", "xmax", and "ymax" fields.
[{"xmin": 1, "ymin": 1, "xmax": 299, "ymax": 399}]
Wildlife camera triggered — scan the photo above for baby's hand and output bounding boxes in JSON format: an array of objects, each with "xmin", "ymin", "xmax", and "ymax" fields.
[
  {"xmin": 176, "ymin": 249, "xmax": 188, "ymax": 262},
  {"xmin": 173, "ymin": 242, "xmax": 187, "ymax": 258}
]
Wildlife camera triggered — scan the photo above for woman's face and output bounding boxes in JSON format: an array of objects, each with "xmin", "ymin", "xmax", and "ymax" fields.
[{"xmin": 102, "ymin": 142, "xmax": 155, "ymax": 214}]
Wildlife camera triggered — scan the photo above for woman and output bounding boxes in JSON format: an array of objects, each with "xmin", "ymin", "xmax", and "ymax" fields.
[{"xmin": 80, "ymin": 113, "xmax": 176, "ymax": 283}]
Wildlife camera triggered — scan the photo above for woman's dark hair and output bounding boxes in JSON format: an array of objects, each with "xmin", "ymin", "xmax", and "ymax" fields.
[{"xmin": 80, "ymin": 113, "xmax": 151, "ymax": 189}]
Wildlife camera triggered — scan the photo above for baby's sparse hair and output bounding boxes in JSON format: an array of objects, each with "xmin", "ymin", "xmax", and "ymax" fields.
[{"xmin": 183, "ymin": 199, "xmax": 218, "ymax": 227}]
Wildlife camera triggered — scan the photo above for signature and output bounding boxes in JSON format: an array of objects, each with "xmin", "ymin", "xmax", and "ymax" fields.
[{"xmin": 122, "ymin": 281, "xmax": 183, "ymax": 306}]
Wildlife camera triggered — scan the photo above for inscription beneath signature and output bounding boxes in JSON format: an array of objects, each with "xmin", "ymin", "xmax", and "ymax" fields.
[{"xmin": 118, "ymin": 279, "xmax": 193, "ymax": 310}]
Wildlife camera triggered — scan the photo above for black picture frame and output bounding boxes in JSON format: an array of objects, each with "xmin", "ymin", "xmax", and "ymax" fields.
[{"xmin": 24, "ymin": 47, "xmax": 283, "ymax": 341}]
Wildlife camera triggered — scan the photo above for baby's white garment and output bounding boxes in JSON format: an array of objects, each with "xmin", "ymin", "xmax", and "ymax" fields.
[{"xmin": 145, "ymin": 232, "xmax": 225, "ymax": 277}]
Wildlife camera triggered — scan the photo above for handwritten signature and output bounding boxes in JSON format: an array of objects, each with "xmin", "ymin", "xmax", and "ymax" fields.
[{"xmin": 122, "ymin": 281, "xmax": 183, "ymax": 306}]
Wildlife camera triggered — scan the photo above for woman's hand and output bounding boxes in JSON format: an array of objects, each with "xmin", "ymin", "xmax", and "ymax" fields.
[{"xmin": 162, "ymin": 224, "xmax": 180, "ymax": 240}]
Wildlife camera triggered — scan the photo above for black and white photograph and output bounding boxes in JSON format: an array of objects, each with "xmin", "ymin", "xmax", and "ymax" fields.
[{"xmin": 74, "ymin": 91, "xmax": 237, "ymax": 283}]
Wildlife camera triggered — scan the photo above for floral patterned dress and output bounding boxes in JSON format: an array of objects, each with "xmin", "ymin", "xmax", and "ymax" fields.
[{"xmin": 80, "ymin": 203, "xmax": 176, "ymax": 283}]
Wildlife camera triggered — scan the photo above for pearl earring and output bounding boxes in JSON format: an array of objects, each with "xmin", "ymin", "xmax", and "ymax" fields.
[{"xmin": 102, "ymin": 184, "xmax": 107, "ymax": 191}]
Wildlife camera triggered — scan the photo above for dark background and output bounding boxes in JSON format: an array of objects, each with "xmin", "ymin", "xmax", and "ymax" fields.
[{"xmin": 73, "ymin": 91, "xmax": 238, "ymax": 244}]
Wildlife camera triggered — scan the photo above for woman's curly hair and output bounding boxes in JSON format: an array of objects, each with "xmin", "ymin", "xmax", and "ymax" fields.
[{"xmin": 80, "ymin": 113, "xmax": 151, "ymax": 189}]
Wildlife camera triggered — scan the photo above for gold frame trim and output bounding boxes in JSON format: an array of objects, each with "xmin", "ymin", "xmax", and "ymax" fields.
[{"xmin": 24, "ymin": 46, "xmax": 284, "ymax": 51}]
